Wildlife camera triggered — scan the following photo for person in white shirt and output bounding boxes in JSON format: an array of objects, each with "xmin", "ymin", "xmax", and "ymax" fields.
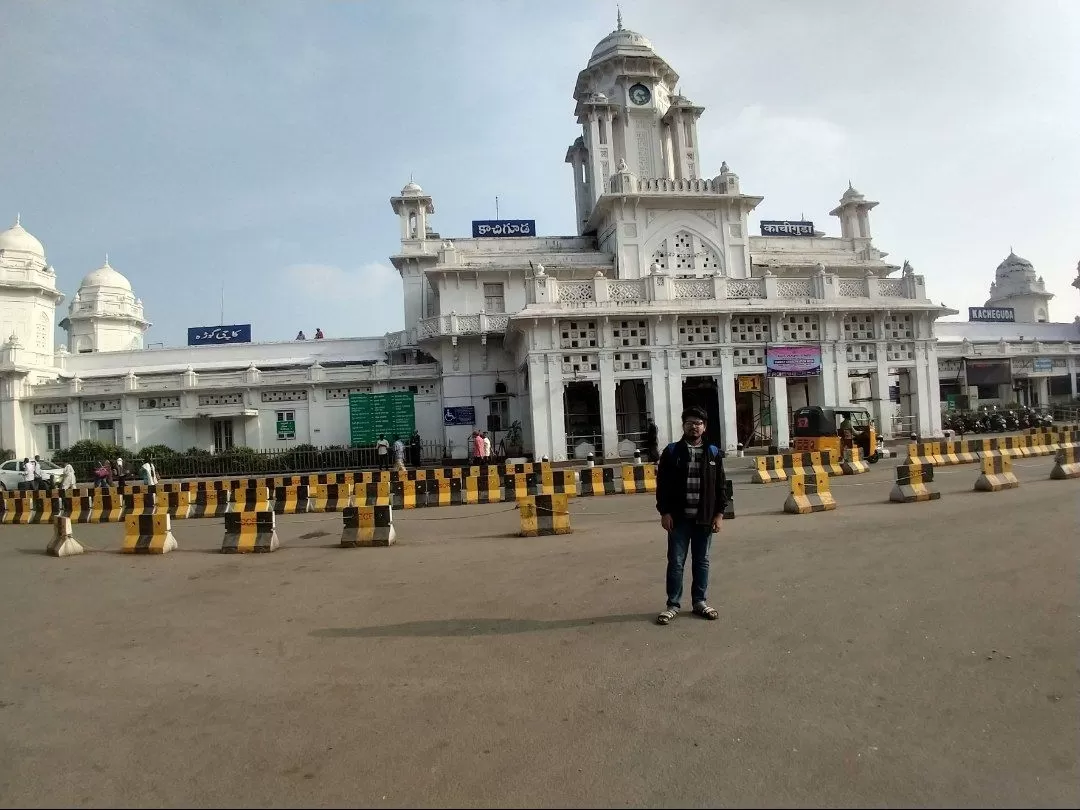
[
  {"xmin": 114, "ymin": 457, "xmax": 126, "ymax": 487},
  {"xmin": 375, "ymin": 434, "xmax": 390, "ymax": 470},
  {"xmin": 482, "ymin": 432, "xmax": 492, "ymax": 459},
  {"xmin": 60, "ymin": 462, "xmax": 76, "ymax": 491},
  {"xmin": 21, "ymin": 457, "xmax": 36, "ymax": 492},
  {"xmin": 391, "ymin": 437, "xmax": 406, "ymax": 471},
  {"xmin": 140, "ymin": 460, "xmax": 157, "ymax": 486}
]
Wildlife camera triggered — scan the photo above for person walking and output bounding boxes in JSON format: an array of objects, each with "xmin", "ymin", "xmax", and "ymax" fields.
[
  {"xmin": 391, "ymin": 436, "xmax": 406, "ymax": 472},
  {"xmin": 60, "ymin": 461, "xmax": 76, "ymax": 492},
  {"xmin": 113, "ymin": 456, "xmax": 126, "ymax": 488},
  {"xmin": 32, "ymin": 454, "xmax": 45, "ymax": 491},
  {"xmin": 654, "ymin": 406, "xmax": 728, "ymax": 626},
  {"xmin": 375, "ymin": 434, "xmax": 390, "ymax": 469},
  {"xmin": 20, "ymin": 457, "xmax": 36, "ymax": 492},
  {"xmin": 472, "ymin": 430, "xmax": 485, "ymax": 463},
  {"xmin": 409, "ymin": 430, "xmax": 422, "ymax": 467},
  {"xmin": 481, "ymin": 431, "xmax": 491, "ymax": 460}
]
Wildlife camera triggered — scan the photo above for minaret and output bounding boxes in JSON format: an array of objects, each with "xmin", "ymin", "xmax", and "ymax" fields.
[
  {"xmin": 390, "ymin": 180, "xmax": 435, "ymax": 245},
  {"xmin": 985, "ymin": 251, "xmax": 1054, "ymax": 323},
  {"xmin": 829, "ymin": 182, "xmax": 879, "ymax": 241}
]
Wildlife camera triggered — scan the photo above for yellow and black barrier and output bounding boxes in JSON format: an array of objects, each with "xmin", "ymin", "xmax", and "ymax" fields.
[
  {"xmin": 783, "ymin": 473, "xmax": 836, "ymax": 515},
  {"xmin": 751, "ymin": 455, "xmax": 787, "ymax": 484},
  {"xmin": 222, "ymin": 511, "xmax": 279, "ymax": 553},
  {"xmin": 89, "ymin": 494, "xmax": 125, "ymax": 523},
  {"xmin": 461, "ymin": 475, "xmax": 503, "ymax": 504},
  {"xmin": 355, "ymin": 470, "xmax": 391, "ymax": 485},
  {"xmin": 341, "ymin": 504, "xmax": 395, "ymax": 547},
  {"xmin": 306, "ymin": 484, "xmax": 329, "ymax": 513},
  {"xmin": 47, "ymin": 516, "xmax": 85, "ymax": 557},
  {"xmin": 1, "ymin": 494, "xmax": 32, "ymax": 524},
  {"xmin": 273, "ymin": 486, "xmax": 309, "ymax": 515},
  {"xmin": 61, "ymin": 495, "xmax": 94, "ymax": 523},
  {"xmin": 819, "ymin": 450, "xmax": 845, "ymax": 477},
  {"xmin": 545, "ymin": 469, "xmax": 578, "ymax": 495},
  {"xmin": 578, "ymin": 466, "xmax": 619, "ymax": 496},
  {"xmin": 419, "ymin": 478, "xmax": 453, "ymax": 508},
  {"xmin": 122, "ymin": 493, "xmax": 157, "ymax": 517},
  {"xmin": 352, "ymin": 481, "xmax": 391, "ymax": 506},
  {"xmin": 890, "ymin": 462, "xmax": 940, "ymax": 503},
  {"xmin": 26, "ymin": 496, "xmax": 60, "ymax": 524},
  {"xmin": 434, "ymin": 467, "xmax": 467, "ymax": 480},
  {"xmin": 1050, "ymin": 446, "xmax": 1080, "ymax": 480},
  {"xmin": 620, "ymin": 464, "xmax": 656, "ymax": 493},
  {"xmin": 840, "ymin": 448, "xmax": 869, "ymax": 476},
  {"xmin": 160, "ymin": 491, "xmax": 190, "ymax": 520},
  {"xmin": 518, "ymin": 494, "xmax": 571, "ymax": 537},
  {"xmin": 189, "ymin": 487, "xmax": 229, "ymax": 519},
  {"xmin": 322, "ymin": 483, "xmax": 350, "ymax": 511},
  {"xmin": 390, "ymin": 480, "xmax": 418, "ymax": 510},
  {"xmin": 782, "ymin": 452, "xmax": 829, "ymax": 479},
  {"xmin": 503, "ymin": 473, "xmax": 532, "ymax": 501},
  {"xmin": 122, "ymin": 513, "xmax": 177, "ymax": 554},
  {"xmin": 974, "ymin": 453, "xmax": 1019, "ymax": 492},
  {"xmin": 232, "ymin": 486, "xmax": 271, "ymax": 513}
]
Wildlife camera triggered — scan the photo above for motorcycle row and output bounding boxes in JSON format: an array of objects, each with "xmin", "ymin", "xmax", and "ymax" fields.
[{"xmin": 942, "ymin": 406, "xmax": 1054, "ymax": 435}]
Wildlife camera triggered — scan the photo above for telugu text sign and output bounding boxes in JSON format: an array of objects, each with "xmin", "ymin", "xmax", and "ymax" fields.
[
  {"xmin": 766, "ymin": 345, "xmax": 822, "ymax": 378},
  {"xmin": 471, "ymin": 220, "xmax": 536, "ymax": 238}
]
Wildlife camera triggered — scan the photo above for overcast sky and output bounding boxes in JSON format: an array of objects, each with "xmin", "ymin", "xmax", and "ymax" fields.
[{"xmin": 2, "ymin": 0, "xmax": 1078, "ymax": 346}]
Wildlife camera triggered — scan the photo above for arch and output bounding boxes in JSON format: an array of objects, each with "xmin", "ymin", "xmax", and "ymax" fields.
[
  {"xmin": 408, "ymin": 212, "xmax": 418, "ymax": 239},
  {"xmin": 642, "ymin": 218, "xmax": 725, "ymax": 276},
  {"xmin": 1036, "ymin": 307, "xmax": 1047, "ymax": 323}
]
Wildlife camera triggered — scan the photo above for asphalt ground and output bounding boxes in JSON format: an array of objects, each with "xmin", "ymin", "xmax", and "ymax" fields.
[{"xmin": 0, "ymin": 455, "xmax": 1076, "ymax": 808}]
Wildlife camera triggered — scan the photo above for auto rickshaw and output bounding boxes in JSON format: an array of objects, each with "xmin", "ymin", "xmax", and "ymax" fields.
[{"xmin": 791, "ymin": 405, "xmax": 880, "ymax": 462}]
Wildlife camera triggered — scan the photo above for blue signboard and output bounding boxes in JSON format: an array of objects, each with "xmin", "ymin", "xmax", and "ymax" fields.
[
  {"xmin": 968, "ymin": 307, "xmax": 1015, "ymax": 323},
  {"xmin": 443, "ymin": 406, "xmax": 476, "ymax": 426},
  {"xmin": 471, "ymin": 219, "xmax": 535, "ymax": 238},
  {"xmin": 760, "ymin": 220, "xmax": 815, "ymax": 237},
  {"xmin": 187, "ymin": 324, "xmax": 252, "ymax": 346},
  {"xmin": 1033, "ymin": 358, "xmax": 1053, "ymax": 372}
]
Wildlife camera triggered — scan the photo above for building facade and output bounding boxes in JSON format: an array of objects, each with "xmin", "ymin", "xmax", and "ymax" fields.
[{"xmin": 2, "ymin": 21, "xmax": 1074, "ymax": 462}]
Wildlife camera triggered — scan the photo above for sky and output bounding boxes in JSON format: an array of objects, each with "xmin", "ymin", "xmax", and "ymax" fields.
[{"xmin": 2, "ymin": 0, "xmax": 1078, "ymax": 347}]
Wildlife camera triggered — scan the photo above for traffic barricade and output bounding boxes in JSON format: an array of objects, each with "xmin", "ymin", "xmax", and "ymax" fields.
[
  {"xmin": 890, "ymin": 462, "xmax": 940, "ymax": 503},
  {"xmin": 27, "ymin": 496, "xmax": 60, "ymax": 524},
  {"xmin": 1, "ymin": 493, "xmax": 31, "ymax": 524},
  {"xmin": 783, "ymin": 473, "xmax": 836, "ymax": 515},
  {"xmin": 122, "ymin": 492, "xmax": 157, "ymax": 517},
  {"xmin": 1050, "ymin": 446, "xmax": 1080, "ymax": 480},
  {"xmin": 578, "ymin": 466, "xmax": 618, "ymax": 496},
  {"xmin": 518, "ymin": 494, "xmax": 571, "ymax": 537},
  {"xmin": 232, "ymin": 486, "xmax": 271, "ymax": 513},
  {"xmin": 341, "ymin": 504, "xmax": 395, "ymax": 547},
  {"xmin": 121, "ymin": 513, "xmax": 177, "ymax": 554},
  {"xmin": 160, "ymin": 491, "xmax": 190, "ymax": 520},
  {"xmin": 47, "ymin": 516, "xmax": 85, "ymax": 557},
  {"xmin": 390, "ymin": 480, "xmax": 418, "ymax": 510},
  {"xmin": 620, "ymin": 464, "xmax": 656, "ymax": 493},
  {"xmin": 462, "ymin": 474, "xmax": 502, "ymax": 504},
  {"xmin": 819, "ymin": 450, "xmax": 845, "ymax": 477},
  {"xmin": 273, "ymin": 486, "xmax": 308, "ymax": 515},
  {"xmin": 321, "ymin": 483, "xmax": 350, "ymax": 511},
  {"xmin": 751, "ymin": 456, "xmax": 787, "ymax": 484},
  {"xmin": 190, "ymin": 487, "xmax": 230, "ymax": 519},
  {"xmin": 352, "ymin": 481, "xmax": 391, "ymax": 506},
  {"xmin": 222, "ymin": 511, "xmax": 279, "ymax": 553},
  {"xmin": 974, "ymin": 453, "xmax": 1019, "ymax": 492},
  {"xmin": 840, "ymin": 448, "xmax": 869, "ymax": 476}
]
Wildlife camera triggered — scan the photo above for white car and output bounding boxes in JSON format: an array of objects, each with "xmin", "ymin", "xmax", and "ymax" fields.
[{"xmin": 0, "ymin": 459, "xmax": 66, "ymax": 491}]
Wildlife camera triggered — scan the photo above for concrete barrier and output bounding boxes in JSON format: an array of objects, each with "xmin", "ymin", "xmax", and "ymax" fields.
[
  {"xmin": 840, "ymin": 448, "xmax": 869, "ymax": 476},
  {"xmin": 122, "ymin": 513, "xmax": 177, "ymax": 554},
  {"xmin": 1050, "ymin": 446, "xmax": 1080, "ymax": 480},
  {"xmin": 47, "ymin": 516, "xmax": 85, "ymax": 557},
  {"xmin": 578, "ymin": 466, "xmax": 619, "ymax": 496},
  {"xmin": 751, "ymin": 455, "xmax": 787, "ymax": 484},
  {"xmin": 222, "ymin": 511, "xmax": 279, "ymax": 553},
  {"xmin": 160, "ymin": 491, "xmax": 190, "ymax": 520},
  {"xmin": 122, "ymin": 493, "xmax": 157, "ymax": 518},
  {"xmin": 783, "ymin": 473, "xmax": 836, "ymax": 515},
  {"xmin": 273, "ymin": 486, "xmax": 309, "ymax": 515},
  {"xmin": 232, "ymin": 486, "xmax": 270, "ymax": 513},
  {"xmin": 518, "ymin": 494, "xmax": 571, "ymax": 537},
  {"xmin": 620, "ymin": 464, "xmax": 656, "ymax": 494},
  {"xmin": 461, "ymin": 475, "xmax": 503, "ymax": 504},
  {"xmin": 352, "ymin": 481, "xmax": 391, "ymax": 506},
  {"xmin": 890, "ymin": 462, "xmax": 940, "ymax": 503},
  {"xmin": 189, "ymin": 487, "xmax": 229, "ymax": 519},
  {"xmin": 974, "ymin": 453, "xmax": 1020, "ymax": 492},
  {"xmin": 340, "ymin": 504, "xmax": 395, "ymax": 547}
]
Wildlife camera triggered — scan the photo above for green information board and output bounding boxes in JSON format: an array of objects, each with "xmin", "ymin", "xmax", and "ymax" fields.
[
  {"xmin": 276, "ymin": 420, "xmax": 296, "ymax": 434},
  {"xmin": 348, "ymin": 392, "xmax": 416, "ymax": 445}
]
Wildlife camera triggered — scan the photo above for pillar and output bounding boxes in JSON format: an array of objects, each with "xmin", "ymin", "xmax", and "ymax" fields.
[
  {"xmin": 664, "ymin": 348, "xmax": 683, "ymax": 443},
  {"xmin": 833, "ymin": 343, "xmax": 851, "ymax": 405},
  {"xmin": 599, "ymin": 354, "xmax": 618, "ymax": 459},
  {"xmin": 527, "ymin": 356, "xmax": 552, "ymax": 461},
  {"xmin": 1070, "ymin": 363, "xmax": 1078, "ymax": 399},
  {"xmin": 546, "ymin": 355, "xmax": 567, "ymax": 462},
  {"xmin": 1035, "ymin": 376, "xmax": 1050, "ymax": 407},
  {"xmin": 716, "ymin": 349, "xmax": 738, "ymax": 452},
  {"xmin": 913, "ymin": 347, "xmax": 933, "ymax": 437},
  {"xmin": 769, "ymin": 377, "xmax": 790, "ymax": 450},
  {"xmin": 870, "ymin": 358, "xmax": 892, "ymax": 438}
]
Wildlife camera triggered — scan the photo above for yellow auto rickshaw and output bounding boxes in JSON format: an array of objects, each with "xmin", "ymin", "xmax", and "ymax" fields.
[{"xmin": 791, "ymin": 405, "xmax": 880, "ymax": 462}]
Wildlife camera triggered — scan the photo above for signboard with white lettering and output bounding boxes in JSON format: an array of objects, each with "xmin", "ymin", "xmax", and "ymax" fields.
[
  {"xmin": 968, "ymin": 307, "xmax": 1015, "ymax": 323},
  {"xmin": 187, "ymin": 324, "xmax": 252, "ymax": 346},
  {"xmin": 471, "ymin": 220, "xmax": 535, "ymax": 238},
  {"xmin": 760, "ymin": 220, "xmax": 815, "ymax": 237}
]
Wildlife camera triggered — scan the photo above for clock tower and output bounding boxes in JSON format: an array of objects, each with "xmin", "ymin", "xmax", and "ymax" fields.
[{"xmin": 565, "ymin": 13, "xmax": 704, "ymax": 231}]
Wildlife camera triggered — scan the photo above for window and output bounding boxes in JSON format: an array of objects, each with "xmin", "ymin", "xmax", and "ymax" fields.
[
  {"xmin": 488, "ymin": 397, "xmax": 509, "ymax": 432},
  {"xmin": 483, "ymin": 283, "xmax": 505, "ymax": 313},
  {"xmin": 213, "ymin": 420, "xmax": 234, "ymax": 453},
  {"xmin": 45, "ymin": 423, "xmax": 62, "ymax": 451},
  {"xmin": 276, "ymin": 410, "xmax": 295, "ymax": 441}
]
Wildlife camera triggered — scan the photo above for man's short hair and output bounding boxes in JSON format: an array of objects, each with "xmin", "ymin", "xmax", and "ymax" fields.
[{"xmin": 681, "ymin": 406, "xmax": 708, "ymax": 423}]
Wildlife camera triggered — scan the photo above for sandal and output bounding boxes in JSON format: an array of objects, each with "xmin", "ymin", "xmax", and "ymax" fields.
[
  {"xmin": 656, "ymin": 607, "xmax": 679, "ymax": 625},
  {"xmin": 693, "ymin": 603, "xmax": 719, "ymax": 620}
]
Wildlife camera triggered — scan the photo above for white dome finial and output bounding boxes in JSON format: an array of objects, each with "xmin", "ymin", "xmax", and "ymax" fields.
[
  {"xmin": 617, "ymin": 5, "xmax": 623, "ymax": 30},
  {"xmin": 14, "ymin": 213, "xmax": 20, "ymax": 226},
  {"xmin": 104, "ymin": 252, "xmax": 109, "ymax": 266}
]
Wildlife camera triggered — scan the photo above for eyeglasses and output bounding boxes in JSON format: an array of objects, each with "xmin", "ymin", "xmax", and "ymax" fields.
[{"xmin": 683, "ymin": 420, "xmax": 705, "ymax": 428}]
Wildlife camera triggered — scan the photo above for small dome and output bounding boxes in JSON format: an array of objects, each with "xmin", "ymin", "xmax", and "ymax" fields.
[
  {"xmin": 0, "ymin": 216, "xmax": 45, "ymax": 257},
  {"xmin": 589, "ymin": 27, "xmax": 656, "ymax": 63},
  {"xmin": 79, "ymin": 258, "xmax": 132, "ymax": 291},
  {"xmin": 400, "ymin": 181, "xmax": 423, "ymax": 196},
  {"xmin": 841, "ymin": 182, "xmax": 864, "ymax": 201}
]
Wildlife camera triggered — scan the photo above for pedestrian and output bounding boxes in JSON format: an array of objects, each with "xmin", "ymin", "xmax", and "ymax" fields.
[
  {"xmin": 654, "ymin": 406, "xmax": 728, "ymax": 626},
  {"xmin": 482, "ymin": 431, "xmax": 491, "ymax": 459},
  {"xmin": 113, "ymin": 456, "xmax": 126, "ymax": 488},
  {"xmin": 391, "ymin": 435, "xmax": 406, "ymax": 472},
  {"xmin": 139, "ymin": 458, "xmax": 157, "ymax": 486},
  {"xmin": 409, "ymin": 430, "xmax": 422, "ymax": 467},
  {"xmin": 60, "ymin": 461, "xmax": 76, "ymax": 491},
  {"xmin": 646, "ymin": 420, "xmax": 659, "ymax": 463},
  {"xmin": 375, "ymin": 434, "xmax": 390, "ymax": 469},
  {"xmin": 93, "ymin": 460, "xmax": 111, "ymax": 489},
  {"xmin": 314, "ymin": 328, "xmax": 325, "ymax": 339},
  {"xmin": 472, "ymin": 430, "xmax": 484, "ymax": 462},
  {"xmin": 32, "ymin": 454, "xmax": 45, "ymax": 491},
  {"xmin": 296, "ymin": 330, "xmax": 306, "ymax": 340},
  {"xmin": 20, "ymin": 457, "xmax": 35, "ymax": 492}
]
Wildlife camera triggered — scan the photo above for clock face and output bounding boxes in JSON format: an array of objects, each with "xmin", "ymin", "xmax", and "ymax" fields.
[{"xmin": 628, "ymin": 83, "xmax": 651, "ymax": 106}]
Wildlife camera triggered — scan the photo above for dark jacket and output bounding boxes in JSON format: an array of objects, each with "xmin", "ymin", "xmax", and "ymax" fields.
[{"xmin": 655, "ymin": 440, "xmax": 728, "ymax": 524}]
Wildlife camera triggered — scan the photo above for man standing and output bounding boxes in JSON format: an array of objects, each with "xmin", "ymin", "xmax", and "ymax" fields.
[
  {"xmin": 481, "ymin": 431, "xmax": 492, "ymax": 460},
  {"xmin": 60, "ymin": 461, "xmax": 76, "ymax": 492},
  {"xmin": 391, "ymin": 436, "xmax": 406, "ymax": 472},
  {"xmin": 375, "ymin": 434, "xmax": 390, "ymax": 470},
  {"xmin": 472, "ymin": 430, "xmax": 484, "ymax": 463},
  {"xmin": 20, "ymin": 457, "xmax": 36, "ymax": 492},
  {"xmin": 654, "ymin": 406, "xmax": 728, "ymax": 625}
]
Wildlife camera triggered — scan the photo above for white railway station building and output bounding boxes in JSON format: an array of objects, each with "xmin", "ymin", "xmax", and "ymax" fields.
[{"xmin": 1, "ymin": 21, "xmax": 1076, "ymax": 461}]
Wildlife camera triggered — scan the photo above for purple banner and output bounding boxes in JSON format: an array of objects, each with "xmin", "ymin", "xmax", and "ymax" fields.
[{"xmin": 766, "ymin": 345, "xmax": 822, "ymax": 377}]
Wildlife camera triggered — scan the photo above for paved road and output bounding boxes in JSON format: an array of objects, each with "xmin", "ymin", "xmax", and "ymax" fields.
[{"xmin": 0, "ymin": 457, "xmax": 1076, "ymax": 807}]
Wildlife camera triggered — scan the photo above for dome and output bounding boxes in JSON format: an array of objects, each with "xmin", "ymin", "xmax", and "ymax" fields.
[
  {"xmin": 589, "ymin": 25, "xmax": 656, "ymax": 63},
  {"xmin": 0, "ymin": 216, "xmax": 45, "ymax": 257},
  {"xmin": 79, "ymin": 258, "xmax": 132, "ymax": 291},
  {"xmin": 996, "ymin": 252, "xmax": 1035, "ymax": 278},
  {"xmin": 400, "ymin": 181, "xmax": 424, "ymax": 196}
]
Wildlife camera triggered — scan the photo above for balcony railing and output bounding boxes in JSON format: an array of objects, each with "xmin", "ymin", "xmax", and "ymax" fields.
[
  {"xmin": 527, "ymin": 270, "xmax": 930, "ymax": 309},
  {"xmin": 412, "ymin": 312, "xmax": 511, "ymax": 341}
]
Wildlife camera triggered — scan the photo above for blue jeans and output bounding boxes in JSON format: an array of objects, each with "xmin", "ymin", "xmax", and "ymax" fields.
[{"xmin": 666, "ymin": 519, "xmax": 712, "ymax": 609}]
